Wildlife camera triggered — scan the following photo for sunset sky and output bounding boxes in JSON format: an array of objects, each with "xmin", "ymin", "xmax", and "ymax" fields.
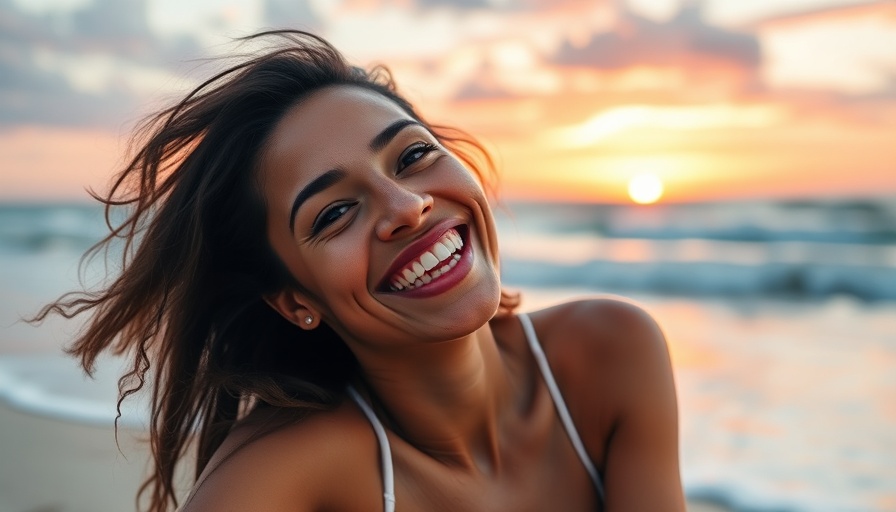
[{"xmin": 1, "ymin": 0, "xmax": 894, "ymax": 203}]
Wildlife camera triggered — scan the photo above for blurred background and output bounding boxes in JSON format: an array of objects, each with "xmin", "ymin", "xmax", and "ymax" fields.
[{"xmin": 1, "ymin": 0, "xmax": 894, "ymax": 511}]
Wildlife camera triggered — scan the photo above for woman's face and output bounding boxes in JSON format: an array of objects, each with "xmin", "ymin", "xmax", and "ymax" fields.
[{"xmin": 260, "ymin": 85, "xmax": 502, "ymax": 350}]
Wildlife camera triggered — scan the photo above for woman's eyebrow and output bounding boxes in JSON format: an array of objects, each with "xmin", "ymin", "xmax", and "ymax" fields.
[
  {"xmin": 369, "ymin": 119, "xmax": 422, "ymax": 152},
  {"xmin": 289, "ymin": 168, "xmax": 347, "ymax": 232},
  {"xmin": 288, "ymin": 119, "xmax": 423, "ymax": 232}
]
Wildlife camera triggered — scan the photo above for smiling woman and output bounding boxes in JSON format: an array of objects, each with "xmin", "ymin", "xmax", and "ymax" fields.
[{"xmin": 32, "ymin": 31, "xmax": 685, "ymax": 512}]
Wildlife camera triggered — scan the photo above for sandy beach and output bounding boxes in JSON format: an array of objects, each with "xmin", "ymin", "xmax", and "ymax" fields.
[
  {"xmin": 0, "ymin": 404, "xmax": 150, "ymax": 512},
  {"xmin": 0, "ymin": 401, "xmax": 730, "ymax": 512}
]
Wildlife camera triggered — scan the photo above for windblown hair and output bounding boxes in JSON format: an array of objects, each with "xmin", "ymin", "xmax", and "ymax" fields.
[{"xmin": 32, "ymin": 30, "xmax": 511, "ymax": 512}]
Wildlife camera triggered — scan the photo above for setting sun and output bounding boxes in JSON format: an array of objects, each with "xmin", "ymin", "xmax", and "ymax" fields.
[{"xmin": 628, "ymin": 173, "xmax": 664, "ymax": 204}]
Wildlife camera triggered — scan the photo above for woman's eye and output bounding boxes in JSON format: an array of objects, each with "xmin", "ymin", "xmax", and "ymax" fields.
[
  {"xmin": 398, "ymin": 142, "xmax": 438, "ymax": 172},
  {"xmin": 312, "ymin": 203, "xmax": 355, "ymax": 235}
]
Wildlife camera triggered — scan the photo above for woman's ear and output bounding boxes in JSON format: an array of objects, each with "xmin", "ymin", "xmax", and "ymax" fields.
[{"xmin": 263, "ymin": 289, "xmax": 321, "ymax": 330}]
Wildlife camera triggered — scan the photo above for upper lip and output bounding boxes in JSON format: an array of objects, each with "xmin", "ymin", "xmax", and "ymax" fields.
[{"xmin": 377, "ymin": 219, "xmax": 465, "ymax": 291}]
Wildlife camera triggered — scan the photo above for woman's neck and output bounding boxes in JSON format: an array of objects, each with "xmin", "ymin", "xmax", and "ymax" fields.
[{"xmin": 351, "ymin": 323, "xmax": 513, "ymax": 474}]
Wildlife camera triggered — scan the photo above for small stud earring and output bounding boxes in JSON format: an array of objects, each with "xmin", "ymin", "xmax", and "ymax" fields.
[{"xmin": 304, "ymin": 316, "xmax": 313, "ymax": 325}]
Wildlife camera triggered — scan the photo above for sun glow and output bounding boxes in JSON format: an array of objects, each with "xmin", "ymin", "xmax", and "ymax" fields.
[
  {"xmin": 550, "ymin": 104, "xmax": 786, "ymax": 147},
  {"xmin": 628, "ymin": 173, "xmax": 664, "ymax": 204}
]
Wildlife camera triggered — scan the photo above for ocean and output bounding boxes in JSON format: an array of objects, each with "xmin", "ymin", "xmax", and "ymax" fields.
[{"xmin": 1, "ymin": 200, "xmax": 894, "ymax": 511}]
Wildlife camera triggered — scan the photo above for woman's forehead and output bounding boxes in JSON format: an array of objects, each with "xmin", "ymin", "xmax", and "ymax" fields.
[
  {"xmin": 265, "ymin": 85, "xmax": 412, "ymax": 166},
  {"xmin": 259, "ymin": 85, "xmax": 416, "ymax": 216}
]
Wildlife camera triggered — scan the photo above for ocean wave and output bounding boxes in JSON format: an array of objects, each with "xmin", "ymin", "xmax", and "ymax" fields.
[
  {"xmin": 500, "ymin": 198, "xmax": 896, "ymax": 245},
  {"xmin": 501, "ymin": 258, "xmax": 896, "ymax": 301},
  {"xmin": 686, "ymin": 482, "xmax": 806, "ymax": 512},
  {"xmin": 0, "ymin": 354, "xmax": 148, "ymax": 429},
  {"xmin": 0, "ymin": 204, "xmax": 107, "ymax": 253}
]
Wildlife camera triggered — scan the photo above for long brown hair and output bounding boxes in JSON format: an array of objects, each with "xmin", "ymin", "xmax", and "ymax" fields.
[{"xmin": 31, "ymin": 30, "xmax": 510, "ymax": 511}]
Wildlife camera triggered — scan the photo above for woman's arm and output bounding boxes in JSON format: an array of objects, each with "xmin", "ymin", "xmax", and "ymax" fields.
[{"xmin": 540, "ymin": 299, "xmax": 686, "ymax": 511}]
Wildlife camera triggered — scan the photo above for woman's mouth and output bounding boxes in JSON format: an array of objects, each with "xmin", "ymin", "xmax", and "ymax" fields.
[{"xmin": 386, "ymin": 228, "xmax": 464, "ymax": 292}]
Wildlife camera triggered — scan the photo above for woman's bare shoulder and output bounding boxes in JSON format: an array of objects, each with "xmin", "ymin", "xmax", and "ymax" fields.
[
  {"xmin": 527, "ymin": 297, "xmax": 673, "ymax": 422},
  {"xmin": 531, "ymin": 297, "xmax": 668, "ymax": 365},
  {"xmin": 182, "ymin": 400, "xmax": 382, "ymax": 511},
  {"xmin": 528, "ymin": 298, "xmax": 684, "ymax": 507}
]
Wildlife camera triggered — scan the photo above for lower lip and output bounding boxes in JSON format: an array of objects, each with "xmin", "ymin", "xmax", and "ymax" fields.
[{"xmin": 385, "ymin": 235, "xmax": 474, "ymax": 299}]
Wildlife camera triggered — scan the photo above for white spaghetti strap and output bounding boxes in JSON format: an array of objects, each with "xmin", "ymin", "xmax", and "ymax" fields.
[
  {"xmin": 518, "ymin": 313, "xmax": 606, "ymax": 501},
  {"xmin": 347, "ymin": 385, "xmax": 397, "ymax": 512}
]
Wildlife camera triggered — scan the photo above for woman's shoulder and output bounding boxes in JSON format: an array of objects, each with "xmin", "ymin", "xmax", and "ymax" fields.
[
  {"xmin": 182, "ymin": 399, "xmax": 383, "ymax": 511},
  {"xmin": 530, "ymin": 297, "xmax": 668, "ymax": 366},
  {"xmin": 525, "ymin": 297, "xmax": 673, "ymax": 424},
  {"xmin": 528, "ymin": 300, "xmax": 684, "ymax": 507}
]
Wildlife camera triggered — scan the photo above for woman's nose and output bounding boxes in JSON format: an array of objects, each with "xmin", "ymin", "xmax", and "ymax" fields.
[{"xmin": 374, "ymin": 184, "xmax": 434, "ymax": 240}]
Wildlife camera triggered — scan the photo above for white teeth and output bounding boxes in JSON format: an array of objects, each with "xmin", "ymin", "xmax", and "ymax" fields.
[
  {"xmin": 412, "ymin": 262, "xmax": 425, "ymax": 277},
  {"xmin": 420, "ymin": 251, "xmax": 439, "ymax": 271},
  {"xmin": 387, "ymin": 229, "xmax": 468, "ymax": 292},
  {"xmin": 389, "ymin": 250, "xmax": 463, "ymax": 291},
  {"xmin": 433, "ymin": 242, "xmax": 452, "ymax": 261}
]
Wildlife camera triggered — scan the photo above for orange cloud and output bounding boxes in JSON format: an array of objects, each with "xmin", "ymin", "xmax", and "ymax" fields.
[{"xmin": 750, "ymin": 0, "xmax": 896, "ymax": 29}]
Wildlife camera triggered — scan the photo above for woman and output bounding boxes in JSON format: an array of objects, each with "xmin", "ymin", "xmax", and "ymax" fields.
[{"xmin": 37, "ymin": 31, "xmax": 684, "ymax": 511}]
